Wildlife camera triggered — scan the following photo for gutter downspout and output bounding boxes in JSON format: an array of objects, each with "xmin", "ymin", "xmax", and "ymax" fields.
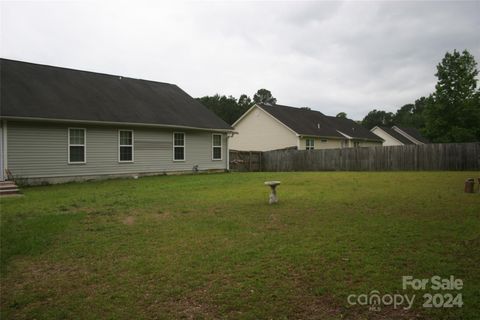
[
  {"xmin": 226, "ymin": 132, "xmax": 237, "ymax": 171},
  {"xmin": 2, "ymin": 120, "xmax": 7, "ymax": 179}
]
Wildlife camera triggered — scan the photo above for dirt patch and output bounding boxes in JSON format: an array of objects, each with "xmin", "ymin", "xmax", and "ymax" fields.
[
  {"xmin": 139, "ymin": 282, "xmax": 220, "ymax": 319},
  {"xmin": 122, "ymin": 216, "xmax": 135, "ymax": 225},
  {"xmin": 152, "ymin": 211, "xmax": 172, "ymax": 220},
  {"xmin": 283, "ymin": 264, "xmax": 424, "ymax": 320},
  {"xmin": 266, "ymin": 213, "xmax": 286, "ymax": 230}
]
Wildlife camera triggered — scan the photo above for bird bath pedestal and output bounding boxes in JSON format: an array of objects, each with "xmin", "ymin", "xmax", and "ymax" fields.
[{"xmin": 264, "ymin": 181, "xmax": 281, "ymax": 204}]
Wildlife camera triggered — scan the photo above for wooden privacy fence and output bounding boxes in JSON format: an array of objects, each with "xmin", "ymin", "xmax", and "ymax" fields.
[
  {"xmin": 229, "ymin": 150, "xmax": 262, "ymax": 172},
  {"xmin": 230, "ymin": 150, "xmax": 262, "ymax": 171},
  {"xmin": 257, "ymin": 142, "xmax": 480, "ymax": 171}
]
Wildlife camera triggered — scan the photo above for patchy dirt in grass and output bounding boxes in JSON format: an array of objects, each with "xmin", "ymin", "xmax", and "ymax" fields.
[
  {"xmin": 122, "ymin": 216, "xmax": 135, "ymax": 225},
  {"xmin": 164, "ymin": 295, "xmax": 218, "ymax": 319},
  {"xmin": 137, "ymin": 281, "xmax": 220, "ymax": 319},
  {"xmin": 292, "ymin": 293, "xmax": 425, "ymax": 319},
  {"xmin": 266, "ymin": 213, "xmax": 287, "ymax": 230},
  {"xmin": 1, "ymin": 259, "xmax": 90, "ymax": 319},
  {"xmin": 285, "ymin": 264, "xmax": 425, "ymax": 320},
  {"xmin": 152, "ymin": 211, "xmax": 172, "ymax": 220}
]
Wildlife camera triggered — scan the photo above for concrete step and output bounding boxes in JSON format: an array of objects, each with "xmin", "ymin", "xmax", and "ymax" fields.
[
  {"xmin": 0, "ymin": 184, "xmax": 17, "ymax": 190},
  {"xmin": 0, "ymin": 181, "xmax": 21, "ymax": 196},
  {"xmin": 0, "ymin": 189, "xmax": 22, "ymax": 198},
  {"xmin": 0, "ymin": 188, "xmax": 20, "ymax": 193}
]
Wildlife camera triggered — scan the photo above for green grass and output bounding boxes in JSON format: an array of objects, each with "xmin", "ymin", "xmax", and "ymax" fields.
[{"xmin": 1, "ymin": 172, "xmax": 479, "ymax": 319}]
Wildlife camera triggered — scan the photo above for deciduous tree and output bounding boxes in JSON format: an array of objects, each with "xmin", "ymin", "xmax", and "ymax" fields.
[
  {"xmin": 361, "ymin": 109, "xmax": 395, "ymax": 129},
  {"xmin": 424, "ymin": 50, "xmax": 480, "ymax": 142}
]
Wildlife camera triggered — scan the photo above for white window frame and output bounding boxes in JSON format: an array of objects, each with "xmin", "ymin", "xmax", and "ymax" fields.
[
  {"xmin": 173, "ymin": 132, "xmax": 186, "ymax": 162},
  {"xmin": 118, "ymin": 130, "xmax": 134, "ymax": 163},
  {"xmin": 305, "ymin": 138, "xmax": 315, "ymax": 150},
  {"xmin": 212, "ymin": 133, "xmax": 223, "ymax": 161},
  {"xmin": 68, "ymin": 128, "xmax": 86, "ymax": 164}
]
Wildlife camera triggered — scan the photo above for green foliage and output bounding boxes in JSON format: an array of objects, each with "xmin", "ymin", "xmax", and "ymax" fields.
[
  {"xmin": 196, "ymin": 94, "xmax": 251, "ymax": 125},
  {"xmin": 253, "ymin": 88, "xmax": 277, "ymax": 104},
  {"xmin": 238, "ymin": 94, "xmax": 252, "ymax": 109},
  {"xmin": 424, "ymin": 50, "xmax": 480, "ymax": 142},
  {"xmin": 336, "ymin": 112, "xmax": 347, "ymax": 118},
  {"xmin": 361, "ymin": 109, "xmax": 395, "ymax": 129},
  {"xmin": 197, "ymin": 89, "xmax": 276, "ymax": 125},
  {"xmin": 362, "ymin": 49, "xmax": 479, "ymax": 143},
  {"xmin": 393, "ymin": 96, "xmax": 431, "ymax": 129},
  {"xmin": 1, "ymin": 172, "xmax": 479, "ymax": 319}
]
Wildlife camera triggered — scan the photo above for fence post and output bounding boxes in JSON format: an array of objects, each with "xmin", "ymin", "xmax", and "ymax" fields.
[{"xmin": 254, "ymin": 143, "xmax": 480, "ymax": 172}]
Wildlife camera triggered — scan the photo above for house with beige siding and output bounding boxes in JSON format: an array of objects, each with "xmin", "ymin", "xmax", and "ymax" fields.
[
  {"xmin": 230, "ymin": 103, "xmax": 383, "ymax": 151},
  {"xmin": 0, "ymin": 59, "xmax": 233, "ymax": 185}
]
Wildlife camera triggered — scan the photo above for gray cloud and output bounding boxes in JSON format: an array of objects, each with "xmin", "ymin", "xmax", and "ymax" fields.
[{"xmin": 1, "ymin": 0, "xmax": 479, "ymax": 119}]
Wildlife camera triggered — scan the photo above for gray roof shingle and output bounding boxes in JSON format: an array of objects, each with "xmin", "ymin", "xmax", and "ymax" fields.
[
  {"xmin": 258, "ymin": 103, "xmax": 383, "ymax": 141},
  {"xmin": 378, "ymin": 126, "xmax": 414, "ymax": 144},
  {"xmin": 394, "ymin": 126, "xmax": 430, "ymax": 144},
  {"xmin": 0, "ymin": 59, "xmax": 232, "ymax": 130},
  {"xmin": 325, "ymin": 116, "xmax": 384, "ymax": 141}
]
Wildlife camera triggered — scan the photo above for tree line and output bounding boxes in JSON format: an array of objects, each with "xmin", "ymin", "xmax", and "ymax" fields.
[
  {"xmin": 361, "ymin": 50, "xmax": 479, "ymax": 142},
  {"xmin": 196, "ymin": 89, "xmax": 276, "ymax": 125},
  {"xmin": 198, "ymin": 49, "xmax": 479, "ymax": 143}
]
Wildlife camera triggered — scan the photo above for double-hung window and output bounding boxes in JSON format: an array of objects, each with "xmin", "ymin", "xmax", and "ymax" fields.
[
  {"xmin": 305, "ymin": 138, "xmax": 315, "ymax": 150},
  {"xmin": 119, "ymin": 130, "xmax": 134, "ymax": 162},
  {"xmin": 212, "ymin": 134, "xmax": 223, "ymax": 160},
  {"xmin": 173, "ymin": 132, "xmax": 185, "ymax": 161},
  {"xmin": 68, "ymin": 128, "xmax": 86, "ymax": 164}
]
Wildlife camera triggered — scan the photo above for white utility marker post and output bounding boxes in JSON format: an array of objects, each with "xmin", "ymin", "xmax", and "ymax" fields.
[{"xmin": 264, "ymin": 181, "xmax": 281, "ymax": 204}]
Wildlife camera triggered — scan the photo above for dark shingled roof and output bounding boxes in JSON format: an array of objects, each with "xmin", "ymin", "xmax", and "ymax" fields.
[
  {"xmin": 325, "ymin": 116, "xmax": 384, "ymax": 141},
  {"xmin": 0, "ymin": 59, "xmax": 232, "ymax": 130},
  {"xmin": 258, "ymin": 103, "xmax": 383, "ymax": 141},
  {"xmin": 394, "ymin": 126, "xmax": 430, "ymax": 144},
  {"xmin": 378, "ymin": 126, "xmax": 414, "ymax": 145}
]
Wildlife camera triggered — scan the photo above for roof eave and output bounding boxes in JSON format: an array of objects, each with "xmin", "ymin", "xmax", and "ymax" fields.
[
  {"xmin": 0, "ymin": 116, "xmax": 234, "ymax": 132},
  {"xmin": 297, "ymin": 134, "xmax": 345, "ymax": 139}
]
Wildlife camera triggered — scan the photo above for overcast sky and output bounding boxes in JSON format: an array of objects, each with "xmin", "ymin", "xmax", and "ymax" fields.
[{"xmin": 1, "ymin": 1, "xmax": 479, "ymax": 119}]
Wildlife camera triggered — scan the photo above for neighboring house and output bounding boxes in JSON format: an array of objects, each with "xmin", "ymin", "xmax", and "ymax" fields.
[
  {"xmin": 0, "ymin": 59, "xmax": 233, "ymax": 185},
  {"xmin": 370, "ymin": 126, "xmax": 430, "ymax": 146},
  {"xmin": 230, "ymin": 103, "xmax": 383, "ymax": 151}
]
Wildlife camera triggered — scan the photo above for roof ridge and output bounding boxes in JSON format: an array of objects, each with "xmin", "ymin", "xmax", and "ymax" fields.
[
  {"xmin": 259, "ymin": 103, "xmax": 326, "ymax": 116},
  {"xmin": 0, "ymin": 58, "xmax": 176, "ymax": 87},
  {"xmin": 1, "ymin": 58, "xmax": 232, "ymax": 130}
]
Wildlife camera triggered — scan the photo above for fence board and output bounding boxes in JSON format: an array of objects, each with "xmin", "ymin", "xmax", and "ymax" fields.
[
  {"xmin": 229, "ymin": 150, "xmax": 263, "ymax": 172},
  {"xmin": 258, "ymin": 143, "xmax": 480, "ymax": 172}
]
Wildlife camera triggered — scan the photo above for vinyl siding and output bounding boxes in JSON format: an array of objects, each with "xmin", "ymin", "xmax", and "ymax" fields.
[
  {"xmin": 298, "ymin": 137, "xmax": 344, "ymax": 150},
  {"xmin": 370, "ymin": 127, "xmax": 403, "ymax": 146},
  {"xmin": 7, "ymin": 121, "xmax": 227, "ymax": 178},
  {"xmin": 298, "ymin": 137, "xmax": 382, "ymax": 149},
  {"xmin": 230, "ymin": 106, "xmax": 298, "ymax": 151},
  {"xmin": 355, "ymin": 140, "xmax": 383, "ymax": 147}
]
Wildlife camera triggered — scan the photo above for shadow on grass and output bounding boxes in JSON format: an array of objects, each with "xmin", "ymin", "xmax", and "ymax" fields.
[{"xmin": 0, "ymin": 212, "xmax": 85, "ymax": 274}]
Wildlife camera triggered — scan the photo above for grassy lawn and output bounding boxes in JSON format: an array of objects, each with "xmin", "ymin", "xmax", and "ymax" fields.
[{"xmin": 1, "ymin": 172, "xmax": 479, "ymax": 319}]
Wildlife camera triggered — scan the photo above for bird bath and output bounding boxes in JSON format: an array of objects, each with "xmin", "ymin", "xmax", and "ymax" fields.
[{"xmin": 264, "ymin": 181, "xmax": 281, "ymax": 204}]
